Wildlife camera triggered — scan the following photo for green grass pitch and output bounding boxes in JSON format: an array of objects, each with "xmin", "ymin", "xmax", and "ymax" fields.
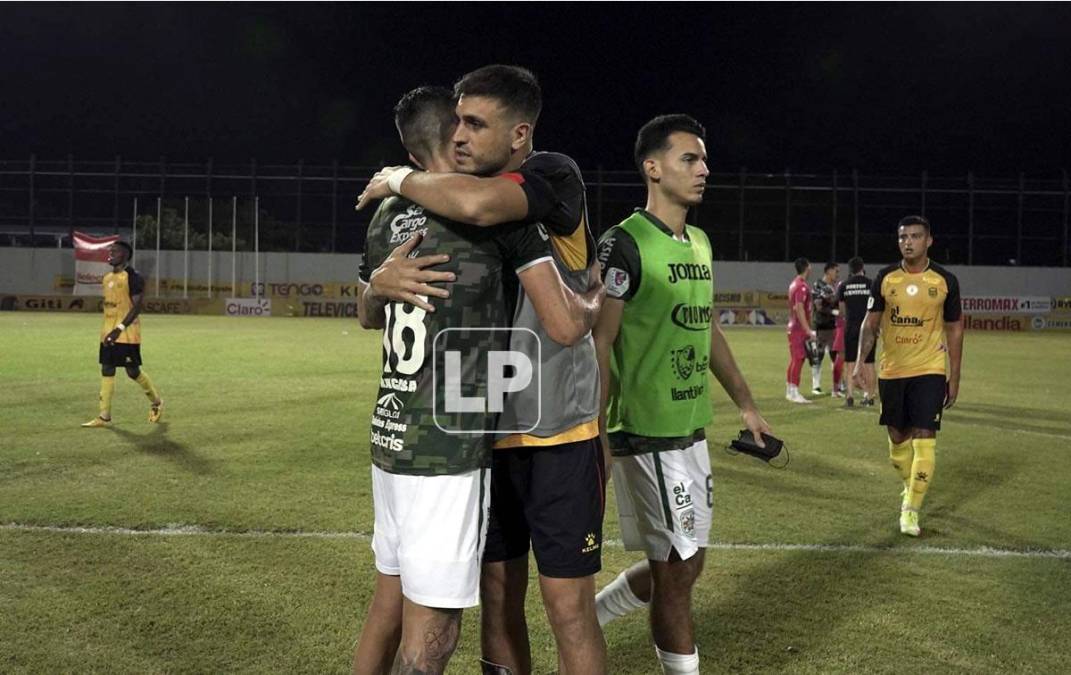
[{"xmin": 2, "ymin": 313, "xmax": 1070, "ymax": 673}]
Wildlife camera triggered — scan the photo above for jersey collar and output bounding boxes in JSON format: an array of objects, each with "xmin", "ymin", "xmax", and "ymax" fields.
[
  {"xmin": 899, "ymin": 259, "xmax": 931, "ymax": 275},
  {"xmin": 634, "ymin": 208, "xmax": 691, "ymax": 242}
]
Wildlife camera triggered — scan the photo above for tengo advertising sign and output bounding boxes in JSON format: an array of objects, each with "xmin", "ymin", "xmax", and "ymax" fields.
[{"xmin": 960, "ymin": 296, "xmax": 1052, "ymax": 314}]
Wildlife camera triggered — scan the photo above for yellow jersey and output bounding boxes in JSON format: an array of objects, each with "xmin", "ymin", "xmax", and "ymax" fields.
[
  {"xmin": 100, "ymin": 267, "xmax": 144, "ymax": 344},
  {"xmin": 868, "ymin": 261, "xmax": 961, "ymax": 379}
]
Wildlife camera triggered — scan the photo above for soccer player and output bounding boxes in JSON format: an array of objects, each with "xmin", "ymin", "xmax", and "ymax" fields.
[
  {"xmin": 592, "ymin": 115, "xmax": 771, "ymax": 675},
  {"xmin": 854, "ymin": 216, "xmax": 963, "ymax": 537},
  {"xmin": 357, "ymin": 66, "xmax": 608, "ymax": 675},
  {"xmin": 353, "ymin": 85, "xmax": 604, "ymax": 675},
  {"xmin": 81, "ymin": 241, "xmax": 163, "ymax": 427},
  {"xmin": 811, "ymin": 262, "xmax": 842, "ymax": 396},
  {"xmin": 838, "ymin": 256, "xmax": 877, "ymax": 407},
  {"xmin": 785, "ymin": 257, "xmax": 816, "ymax": 404}
]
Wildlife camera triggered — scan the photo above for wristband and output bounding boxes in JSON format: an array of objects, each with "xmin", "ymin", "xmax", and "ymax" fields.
[
  {"xmin": 116, "ymin": 322, "xmax": 126, "ymax": 332},
  {"xmin": 387, "ymin": 167, "xmax": 414, "ymax": 194}
]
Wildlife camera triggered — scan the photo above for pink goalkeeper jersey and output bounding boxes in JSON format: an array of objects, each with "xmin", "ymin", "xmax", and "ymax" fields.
[{"xmin": 787, "ymin": 276, "xmax": 813, "ymax": 337}]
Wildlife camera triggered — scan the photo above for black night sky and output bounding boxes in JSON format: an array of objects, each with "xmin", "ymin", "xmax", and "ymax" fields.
[{"xmin": 3, "ymin": 3, "xmax": 1071, "ymax": 174}]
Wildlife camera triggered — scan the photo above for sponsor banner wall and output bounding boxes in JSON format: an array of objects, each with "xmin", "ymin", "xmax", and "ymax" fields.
[
  {"xmin": 1052, "ymin": 297, "xmax": 1071, "ymax": 314},
  {"xmin": 225, "ymin": 298, "xmax": 272, "ymax": 317},
  {"xmin": 72, "ymin": 231, "xmax": 120, "ymax": 296},
  {"xmin": 0, "ymin": 294, "xmax": 223, "ymax": 315},
  {"xmin": 960, "ymin": 296, "xmax": 1053, "ymax": 314}
]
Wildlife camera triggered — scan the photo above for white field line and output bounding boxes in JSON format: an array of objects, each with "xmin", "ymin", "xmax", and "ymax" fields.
[{"xmin": 3, "ymin": 523, "xmax": 1069, "ymax": 560}]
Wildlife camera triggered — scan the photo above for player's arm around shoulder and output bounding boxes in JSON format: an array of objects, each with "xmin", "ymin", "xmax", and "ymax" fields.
[{"xmin": 357, "ymin": 166, "xmax": 529, "ymax": 227}]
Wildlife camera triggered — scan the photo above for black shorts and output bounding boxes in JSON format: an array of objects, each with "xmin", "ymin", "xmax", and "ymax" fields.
[
  {"xmin": 844, "ymin": 330, "xmax": 875, "ymax": 364},
  {"xmin": 99, "ymin": 343, "xmax": 142, "ymax": 368},
  {"xmin": 879, "ymin": 374, "xmax": 946, "ymax": 431},
  {"xmin": 483, "ymin": 437, "xmax": 606, "ymax": 578}
]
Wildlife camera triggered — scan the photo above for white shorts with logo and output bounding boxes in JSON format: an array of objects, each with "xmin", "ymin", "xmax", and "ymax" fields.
[
  {"xmin": 611, "ymin": 439, "xmax": 713, "ymax": 562},
  {"xmin": 370, "ymin": 464, "xmax": 491, "ymax": 608}
]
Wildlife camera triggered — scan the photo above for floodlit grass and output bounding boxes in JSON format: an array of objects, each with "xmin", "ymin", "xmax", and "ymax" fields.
[{"xmin": 2, "ymin": 313, "xmax": 1070, "ymax": 673}]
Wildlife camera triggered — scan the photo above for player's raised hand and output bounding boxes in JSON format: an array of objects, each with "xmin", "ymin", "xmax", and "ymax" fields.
[
  {"xmin": 367, "ymin": 230, "xmax": 455, "ymax": 313},
  {"xmin": 355, "ymin": 166, "xmax": 408, "ymax": 211},
  {"xmin": 740, "ymin": 407, "xmax": 772, "ymax": 448}
]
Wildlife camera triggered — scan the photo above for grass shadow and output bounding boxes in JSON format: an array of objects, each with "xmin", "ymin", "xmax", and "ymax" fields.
[{"xmin": 109, "ymin": 423, "xmax": 213, "ymax": 475}]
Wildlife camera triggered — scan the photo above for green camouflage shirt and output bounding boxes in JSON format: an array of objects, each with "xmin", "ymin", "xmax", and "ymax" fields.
[{"xmin": 358, "ymin": 196, "xmax": 551, "ymax": 475}]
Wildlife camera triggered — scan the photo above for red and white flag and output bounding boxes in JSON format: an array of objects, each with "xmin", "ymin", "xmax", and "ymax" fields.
[{"xmin": 73, "ymin": 231, "xmax": 120, "ymax": 295}]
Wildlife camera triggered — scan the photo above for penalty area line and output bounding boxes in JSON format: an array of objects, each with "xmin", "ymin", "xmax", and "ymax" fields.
[{"xmin": 3, "ymin": 523, "xmax": 1069, "ymax": 560}]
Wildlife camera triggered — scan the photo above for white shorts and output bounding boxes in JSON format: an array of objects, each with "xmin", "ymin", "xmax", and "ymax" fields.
[
  {"xmin": 611, "ymin": 439, "xmax": 713, "ymax": 562},
  {"xmin": 370, "ymin": 465, "xmax": 491, "ymax": 608}
]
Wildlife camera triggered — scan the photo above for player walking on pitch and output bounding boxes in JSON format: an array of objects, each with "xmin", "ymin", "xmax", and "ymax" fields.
[
  {"xmin": 811, "ymin": 262, "xmax": 843, "ymax": 396},
  {"xmin": 82, "ymin": 241, "xmax": 163, "ymax": 427},
  {"xmin": 592, "ymin": 115, "xmax": 771, "ymax": 675},
  {"xmin": 854, "ymin": 215, "xmax": 963, "ymax": 537}
]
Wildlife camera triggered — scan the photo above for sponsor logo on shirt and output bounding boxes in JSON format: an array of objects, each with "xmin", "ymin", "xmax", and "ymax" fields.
[
  {"xmin": 666, "ymin": 263, "xmax": 711, "ymax": 284},
  {"xmin": 670, "ymin": 303, "xmax": 712, "ymax": 331},
  {"xmin": 889, "ymin": 306, "xmax": 929, "ymax": 327},
  {"xmin": 389, "ymin": 205, "xmax": 428, "ymax": 243}
]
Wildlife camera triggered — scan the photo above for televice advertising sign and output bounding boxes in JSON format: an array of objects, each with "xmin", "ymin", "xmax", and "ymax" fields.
[{"xmin": 72, "ymin": 231, "xmax": 121, "ymax": 295}]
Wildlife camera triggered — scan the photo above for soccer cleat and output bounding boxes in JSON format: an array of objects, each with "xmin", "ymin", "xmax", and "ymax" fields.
[
  {"xmin": 787, "ymin": 391, "xmax": 813, "ymax": 404},
  {"xmin": 149, "ymin": 399, "xmax": 164, "ymax": 423},
  {"xmin": 833, "ymin": 389, "xmax": 846, "ymax": 398},
  {"xmin": 900, "ymin": 509, "xmax": 920, "ymax": 537},
  {"xmin": 82, "ymin": 416, "xmax": 111, "ymax": 428},
  {"xmin": 812, "ymin": 387, "xmax": 824, "ymax": 395},
  {"xmin": 843, "ymin": 397, "xmax": 854, "ymax": 408}
]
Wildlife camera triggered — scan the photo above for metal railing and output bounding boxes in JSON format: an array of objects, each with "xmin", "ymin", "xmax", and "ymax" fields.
[{"xmin": 1, "ymin": 156, "xmax": 1068, "ymax": 266}]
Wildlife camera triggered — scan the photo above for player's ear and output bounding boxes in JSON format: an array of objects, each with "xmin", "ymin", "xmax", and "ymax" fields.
[
  {"xmin": 644, "ymin": 157, "xmax": 660, "ymax": 183},
  {"xmin": 510, "ymin": 121, "xmax": 533, "ymax": 152}
]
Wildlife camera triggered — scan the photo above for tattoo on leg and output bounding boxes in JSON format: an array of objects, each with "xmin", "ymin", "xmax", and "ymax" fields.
[{"xmin": 395, "ymin": 612, "xmax": 461, "ymax": 675}]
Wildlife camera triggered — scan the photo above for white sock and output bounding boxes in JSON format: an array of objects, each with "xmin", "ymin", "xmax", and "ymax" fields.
[
  {"xmin": 811, "ymin": 364, "xmax": 822, "ymax": 389},
  {"xmin": 656, "ymin": 646, "xmax": 700, "ymax": 675},
  {"xmin": 595, "ymin": 570, "xmax": 647, "ymax": 627}
]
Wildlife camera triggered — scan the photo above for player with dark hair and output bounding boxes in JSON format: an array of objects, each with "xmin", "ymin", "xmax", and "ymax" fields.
[
  {"xmin": 838, "ymin": 256, "xmax": 876, "ymax": 407},
  {"xmin": 82, "ymin": 241, "xmax": 163, "ymax": 427},
  {"xmin": 854, "ymin": 215, "xmax": 963, "ymax": 537},
  {"xmin": 785, "ymin": 257, "xmax": 815, "ymax": 404},
  {"xmin": 592, "ymin": 114, "xmax": 771, "ymax": 675},
  {"xmin": 811, "ymin": 262, "xmax": 843, "ymax": 395},
  {"xmin": 354, "ymin": 75, "xmax": 607, "ymax": 675}
]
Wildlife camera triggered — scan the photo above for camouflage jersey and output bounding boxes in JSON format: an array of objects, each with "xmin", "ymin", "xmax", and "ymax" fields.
[{"xmin": 358, "ymin": 196, "xmax": 552, "ymax": 476}]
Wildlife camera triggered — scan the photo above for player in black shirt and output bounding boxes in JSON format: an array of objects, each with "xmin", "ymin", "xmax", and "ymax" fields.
[{"xmin": 836, "ymin": 256, "xmax": 876, "ymax": 407}]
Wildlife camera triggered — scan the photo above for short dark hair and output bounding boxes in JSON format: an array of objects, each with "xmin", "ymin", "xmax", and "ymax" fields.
[
  {"xmin": 114, "ymin": 240, "xmax": 133, "ymax": 260},
  {"xmin": 898, "ymin": 215, "xmax": 931, "ymax": 234},
  {"xmin": 848, "ymin": 256, "xmax": 864, "ymax": 274},
  {"xmin": 794, "ymin": 257, "xmax": 810, "ymax": 274},
  {"xmin": 824, "ymin": 262, "xmax": 839, "ymax": 273},
  {"xmin": 393, "ymin": 86, "xmax": 457, "ymax": 166},
  {"xmin": 634, "ymin": 114, "xmax": 706, "ymax": 176},
  {"xmin": 454, "ymin": 65, "xmax": 541, "ymax": 124}
]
